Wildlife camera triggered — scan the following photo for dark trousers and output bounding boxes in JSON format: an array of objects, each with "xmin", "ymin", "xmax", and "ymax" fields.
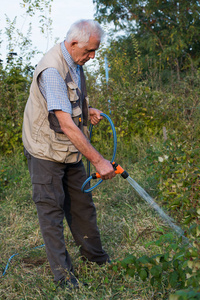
[{"xmin": 24, "ymin": 149, "xmax": 109, "ymax": 282}]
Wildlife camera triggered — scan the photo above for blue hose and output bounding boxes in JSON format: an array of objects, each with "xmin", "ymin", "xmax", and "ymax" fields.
[
  {"xmin": 82, "ymin": 113, "xmax": 117, "ymax": 193},
  {"xmin": 1, "ymin": 244, "xmax": 45, "ymax": 278}
]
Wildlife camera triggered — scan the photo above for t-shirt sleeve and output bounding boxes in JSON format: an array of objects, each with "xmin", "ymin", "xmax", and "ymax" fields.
[{"xmin": 38, "ymin": 68, "xmax": 72, "ymax": 114}]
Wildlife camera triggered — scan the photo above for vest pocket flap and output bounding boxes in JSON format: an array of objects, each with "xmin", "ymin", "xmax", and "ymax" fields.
[
  {"xmin": 68, "ymin": 89, "xmax": 79, "ymax": 101},
  {"xmin": 54, "ymin": 132, "xmax": 69, "ymax": 141},
  {"xmin": 68, "ymin": 145, "xmax": 79, "ymax": 153},
  {"xmin": 31, "ymin": 174, "xmax": 52, "ymax": 184},
  {"xmin": 67, "ymin": 82, "xmax": 79, "ymax": 101},
  {"xmin": 72, "ymin": 106, "xmax": 82, "ymax": 117},
  {"xmin": 67, "ymin": 81, "xmax": 78, "ymax": 90},
  {"xmin": 51, "ymin": 142, "xmax": 78, "ymax": 153},
  {"xmin": 50, "ymin": 131, "xmax": 78, "ymax": 152},
  {"xmin": 51, "ymin": 143, "xmax": 69, "ymax": 151}
]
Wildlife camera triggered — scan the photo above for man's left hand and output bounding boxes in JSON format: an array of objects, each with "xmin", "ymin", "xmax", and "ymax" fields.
[{"xmin": 89, "ymin": 107, "xmax": 103, "ymax": 125}]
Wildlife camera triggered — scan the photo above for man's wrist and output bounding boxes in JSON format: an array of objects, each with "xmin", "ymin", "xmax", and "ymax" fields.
[{"xmin": 91, "ymin": 153, "xmax": 104, "ymax": 167}]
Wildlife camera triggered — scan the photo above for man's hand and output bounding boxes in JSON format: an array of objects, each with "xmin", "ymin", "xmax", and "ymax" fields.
[
  {"xmin": 93, "ymin": 158, "xmax": 116, "ymax": 180},
  {"xmin": 89, "ymin": 107, "xmax": 103, "ymax": 125}
]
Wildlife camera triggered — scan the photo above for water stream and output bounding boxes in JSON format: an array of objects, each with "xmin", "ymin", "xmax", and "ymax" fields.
[{"xmin": 126, "ymin": 176, "xmax": 189, "ymax": 243}]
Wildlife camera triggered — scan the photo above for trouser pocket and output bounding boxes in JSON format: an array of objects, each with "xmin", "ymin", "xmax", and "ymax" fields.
[{"xmin": 31, "ymin": 174, "xmax": 56, "ymax": 206}]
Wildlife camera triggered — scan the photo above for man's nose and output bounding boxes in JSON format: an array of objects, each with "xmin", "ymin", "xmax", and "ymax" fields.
[{"xmin": 89, "ymin": 51, "xmax": 95, "ymax": 59}]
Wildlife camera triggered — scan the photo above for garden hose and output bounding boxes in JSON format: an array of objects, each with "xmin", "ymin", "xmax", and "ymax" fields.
[
  {"xmin": 0, "ymin": 244, "xmax": 45, "ymax": 278},
  {"xmin": 82, "ymin": 113, "xmax": 117, "ymax": 193}
]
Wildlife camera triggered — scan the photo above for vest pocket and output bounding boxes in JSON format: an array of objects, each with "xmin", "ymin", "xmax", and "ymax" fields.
[
  {"xmin": 50, "ymin": 131, "xmax": 78, "ymax": 153},
  {"xmin": 67, "ymin": 81, "xmax": 79, "ymax": 101},
  {"xmin": 72, "ymin": 106, "xmax": 82, "ymax": 118}
]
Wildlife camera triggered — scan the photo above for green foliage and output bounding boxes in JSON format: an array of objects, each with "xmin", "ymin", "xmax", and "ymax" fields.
[
  {"xmin": 169, "ymin": 289, "xmax": 200, "ymax": 300},
  {"xmin": 0, "ymin": 0, "xmax": 55, "ymax": 155},
  {"xmin": 0, "ymin": 63, "xmax": 31, "ymax": 154},
  {"xmin": 143, "ymin": 137, "xmax": 200, "ymax": 227},
  {"xmin": 4, "ymin": 13, "xmax": 39, "ymax": 67},
  {"xmin": 4, "ymin": 0, "xmax": 53, "ymax": 55},
  {"xmin": 20, "ymin": 0, "xmax": 53, "ymax": 37},
  {"xmin": 119, "ymin": 232, "xmax": 200, "ymax": 298},
  {"xmin": 87, "ymin": 58, "xmax": 200, "ymax": 297},
  {"xmin": 0, "ymin": 151, "xmax": 29, "ymax": 196},
  {"xmin": 89, "ymin": 25, "xmax": 200, "ymax": 142},
  {"xmin": 94, "ymin": 0, "xmax": 200, "ymax": 73},
  {"xmin": 91, "ymin": 69, "xmax": 200, "ymax": 144}
]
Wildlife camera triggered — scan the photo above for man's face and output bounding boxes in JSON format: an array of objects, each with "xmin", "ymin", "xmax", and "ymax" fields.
[{"xmin": 70, "ymin": 35, "xmax": 100, "ymax": 65}]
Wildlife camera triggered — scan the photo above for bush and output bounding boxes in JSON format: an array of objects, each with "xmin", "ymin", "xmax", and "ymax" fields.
[{"xmin": 0, "ymin": 63, "xmax": 31, "ymax": 154}]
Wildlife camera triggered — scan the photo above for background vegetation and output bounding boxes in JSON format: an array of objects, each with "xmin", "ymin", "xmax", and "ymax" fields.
[{"xmin": 1, "ymin": 0, "xmax": 200, "ymax": 299}]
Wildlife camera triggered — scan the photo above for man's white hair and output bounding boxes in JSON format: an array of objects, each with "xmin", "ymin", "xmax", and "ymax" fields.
[{"xmin": 65, "ymin": 19, "xmax": 104, "ymax": 46}]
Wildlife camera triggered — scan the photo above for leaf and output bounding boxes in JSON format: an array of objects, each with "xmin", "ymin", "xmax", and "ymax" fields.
[
  {"xmin": 169, "ymin": 271, "xmax": 179, "ymax": 288},
  {"xmin": 162, "ymin": 262, "xmax": 169, "ymax": 271},
  {"xmin": 173, "ymin": 259, "xmax": 179, "ymax": 269},
  {"xmin": 169, "ymin": 294, "xmax": 179, "ymax": 300},
  {"xmin": 150, "ymin": 265, "xmax": 162, "ymax": 278},
  {"xmin": 112, "ymin": 265, "xmax": 118, "ymax": 272},
  {"xmin": 197, "ymin": 226, "xmax": 200, "ymax": 237},
  {"xmin": 121, "ymin": 254, "xmax": 136, "ymax": 266},
  {"xmin": 150, "ymin": 276, "xmax": 155, "ymax": 286},
  {"xmin": 127, "ymin": 268, "xmax": 135, "ymax": 277},
  {"xmin": 189, "ymin": 248, "xmax": 198, "ymax": 258},
  {"xmin": 138, "ymin": 255, "xmax": 151, "ymax": 265},
  {"xmin": 139, "ymin": 268, "xmax": 148, "ymax": 281},
  {"xmin": 104, "ymin": 277, "xmax": 109, "ymax": 284},
  {"xmin": 120, "ymin": 254, "xmax": 136, "ymax": 268}
]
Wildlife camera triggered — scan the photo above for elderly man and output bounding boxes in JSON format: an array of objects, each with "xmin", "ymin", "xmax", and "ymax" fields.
[{"xmin": 22, "ymin": 19, "xmax": 115, "ymax": 289}]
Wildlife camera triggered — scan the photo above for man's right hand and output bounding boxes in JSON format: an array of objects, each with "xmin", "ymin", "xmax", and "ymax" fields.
[{"xmin": 93, "ymin": 158, "xmax": 116, "ymax": 180}]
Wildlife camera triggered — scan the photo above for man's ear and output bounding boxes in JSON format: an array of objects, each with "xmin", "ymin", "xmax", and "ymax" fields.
[{"xmin": 71, "ymin": 40, "xmax": 78, "ymax": 48}]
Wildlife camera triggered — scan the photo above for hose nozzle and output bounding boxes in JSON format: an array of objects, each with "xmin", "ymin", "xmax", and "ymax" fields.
[
  {"xmin": 91, "ymin": 162, "xmax": 129, "ymax": 180},
  {"xmin": 111, "ymin": 162, "xmax": 129, "ymax": 179}
]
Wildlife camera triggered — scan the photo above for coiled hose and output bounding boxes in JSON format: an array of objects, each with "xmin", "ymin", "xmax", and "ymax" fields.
[{"xmin": 82, "ymin": 113, "xmax": 117, "ymax": 193}]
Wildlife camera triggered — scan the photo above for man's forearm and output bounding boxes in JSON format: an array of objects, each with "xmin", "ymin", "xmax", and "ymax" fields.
[{"xmin": 55, "ymin": 110, "xmax": 103, "ymax": 166}]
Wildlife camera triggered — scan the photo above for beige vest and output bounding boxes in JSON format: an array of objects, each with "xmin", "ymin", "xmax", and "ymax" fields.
[{"xmin": 22, "ymin": 43, "xmax": 89, "ymax": 163}]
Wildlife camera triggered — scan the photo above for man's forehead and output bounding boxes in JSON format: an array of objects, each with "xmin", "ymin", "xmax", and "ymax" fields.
[{"xmin": 87, "ymin": 36, "xmax": 100, "ymax": 48}]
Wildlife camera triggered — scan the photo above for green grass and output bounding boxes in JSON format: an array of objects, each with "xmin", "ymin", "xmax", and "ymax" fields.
[{"xmin": 0, "ymin": 148, "xmax": 183, "ymax": 299}]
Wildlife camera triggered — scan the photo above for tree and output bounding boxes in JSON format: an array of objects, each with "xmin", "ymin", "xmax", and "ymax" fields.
[{"xmin": 93, "ymin": 0, "xmax": 200, "ymax": 76}]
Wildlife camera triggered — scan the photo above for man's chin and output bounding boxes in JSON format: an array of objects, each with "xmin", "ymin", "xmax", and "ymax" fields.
[{"xmin": 80, "ymin": 59, "xmax": 90, "ymax": 65}]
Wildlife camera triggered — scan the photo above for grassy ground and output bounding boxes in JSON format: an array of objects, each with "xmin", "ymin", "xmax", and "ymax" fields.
[{"xmin": 0, "ymin": 150, "xmax": 177, "ymax": 299}]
